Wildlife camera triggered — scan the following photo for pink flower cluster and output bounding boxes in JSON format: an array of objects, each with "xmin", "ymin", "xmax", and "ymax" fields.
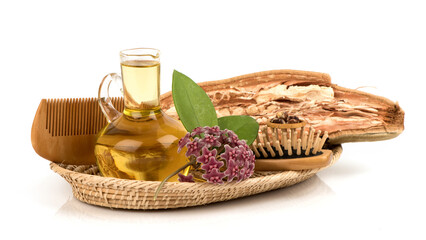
[{"xmin": 177, "ymin": 126, "xmax": 256, "ymax": 184}]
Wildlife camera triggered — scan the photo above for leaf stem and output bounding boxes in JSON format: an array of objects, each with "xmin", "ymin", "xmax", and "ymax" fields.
[{"xmin": 153, "ymin": 157, "xmax": 197, "ymax": 201}]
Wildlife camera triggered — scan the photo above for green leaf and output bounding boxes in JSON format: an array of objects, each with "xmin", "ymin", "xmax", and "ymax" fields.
[
  {"xmin": 218, "ymin": 115, "xmax": 259, "ymax": 145},
  {"xmin": 172, "ymin": 70, "xmax": 218, "ymax": 132}
]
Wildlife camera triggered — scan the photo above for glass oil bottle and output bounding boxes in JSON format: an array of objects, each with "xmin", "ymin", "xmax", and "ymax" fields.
[{"xmin": 95, "ymin": 48, "xmax": 189, "ymax": 181}]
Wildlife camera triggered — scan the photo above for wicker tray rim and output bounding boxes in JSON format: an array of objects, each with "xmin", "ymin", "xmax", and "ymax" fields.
[{"xmin": 50, "ymin": 145, "xmax": 342, "ymax": 210}]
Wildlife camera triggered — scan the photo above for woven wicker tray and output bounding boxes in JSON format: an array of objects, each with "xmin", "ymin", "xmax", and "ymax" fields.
[{"xmin": 50, "ymin": 145, "xmax": 342, "ymax": 210}]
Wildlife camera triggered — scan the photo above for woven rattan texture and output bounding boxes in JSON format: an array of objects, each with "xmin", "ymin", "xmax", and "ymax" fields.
[{"xmin": 50, "ymin": 145, "xmax": 342, "ymax": 210}]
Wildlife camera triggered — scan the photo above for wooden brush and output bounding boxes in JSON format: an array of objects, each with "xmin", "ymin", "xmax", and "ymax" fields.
[
  {"xmin": 251, "ymin": 120, "xmax": 332, "ymax": 171},
  {"xmin": 31, "ymin": 97, "xmax": 124, "ymax": 165}
]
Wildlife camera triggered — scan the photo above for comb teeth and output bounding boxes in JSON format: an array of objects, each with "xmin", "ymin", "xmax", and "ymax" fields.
[
  {"xmin": 250, "ymin": 125, "xmax": 328, "ymax": 159},
  {"xmin": 46, "ymin": 97, "xmax": 124, "ymax": 136}
]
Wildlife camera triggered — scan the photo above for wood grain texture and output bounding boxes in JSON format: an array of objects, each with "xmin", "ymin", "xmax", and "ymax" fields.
[{"xmin": 161, "ymin": 69, "xmax": 404, "ymax": 144}]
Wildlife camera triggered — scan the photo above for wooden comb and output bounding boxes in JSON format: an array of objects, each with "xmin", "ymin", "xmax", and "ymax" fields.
[{"xmin": 31, "ymin": 97, "xmax": 124, "ymax": 165}]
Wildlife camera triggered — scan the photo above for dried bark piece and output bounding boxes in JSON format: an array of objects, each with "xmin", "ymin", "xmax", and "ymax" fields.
[{"xmin": 160, "ymin": 70, "xmax": 404, "ymax": 144}]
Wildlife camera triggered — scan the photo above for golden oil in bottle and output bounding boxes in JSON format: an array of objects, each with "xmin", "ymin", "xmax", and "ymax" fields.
[
  {"xmin": 121, "ymin": 60, "xmax": 160, "ymax": 109},
  {"xmin": 94, "ymin": 109, "xmax": 189, "ymax": 181}
]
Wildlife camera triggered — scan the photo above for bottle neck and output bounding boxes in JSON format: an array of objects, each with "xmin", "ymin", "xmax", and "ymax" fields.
[{"xmin": 121, "ymin": 60, "xmax": 161, "ymax": 112}]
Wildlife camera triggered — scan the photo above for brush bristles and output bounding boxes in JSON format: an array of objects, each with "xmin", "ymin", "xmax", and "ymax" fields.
[
  {"xmin": 45, "ymin": 97, "xmax": 124, "ymax": 136},
  {"xmin": 251, "ymin": 125, "xmax": 328, "ymax": 159}
]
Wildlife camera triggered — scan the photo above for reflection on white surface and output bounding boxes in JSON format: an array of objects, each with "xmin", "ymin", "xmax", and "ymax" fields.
[{"xmin": 55, "ymin": 175, "xmax": 334, "ymax": 223}]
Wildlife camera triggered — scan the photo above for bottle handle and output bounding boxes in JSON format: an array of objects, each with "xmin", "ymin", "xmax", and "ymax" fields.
[{"xmin": 98, "ymin": 73, "xmax": 122, "ymax": 123}]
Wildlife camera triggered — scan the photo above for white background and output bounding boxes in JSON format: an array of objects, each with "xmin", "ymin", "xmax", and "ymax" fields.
[{"xmin": 1, "ymin": 0, "xmax": 424, "ymax": 239}]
